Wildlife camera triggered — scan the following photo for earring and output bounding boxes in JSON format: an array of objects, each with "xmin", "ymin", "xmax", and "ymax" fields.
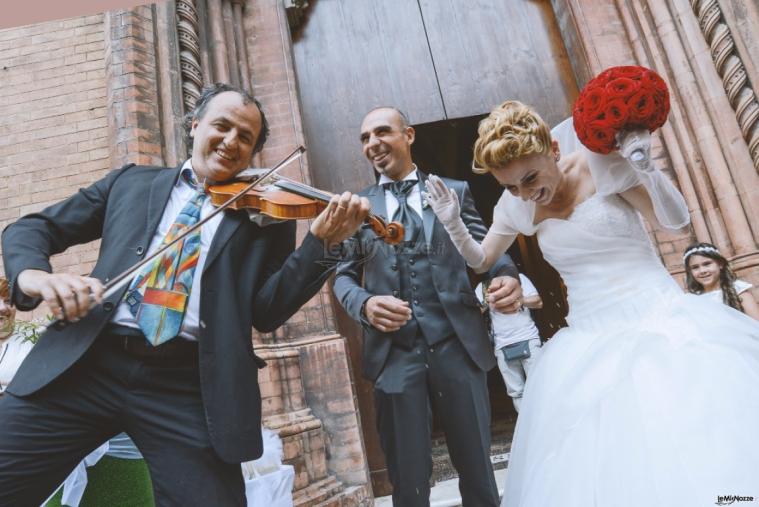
[{"xmin": 555, "ymin": 152, "xmax": 561, "ymax": 162}]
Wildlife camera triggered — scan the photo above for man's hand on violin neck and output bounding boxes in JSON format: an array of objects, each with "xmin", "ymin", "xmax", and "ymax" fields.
[
  {"xmin": 310, "ymin": 192, "xmax": 370, "ymax": 246},
  {"xmin": 16, "ymin": 269, "xmax": 104, "ymax": 323}
]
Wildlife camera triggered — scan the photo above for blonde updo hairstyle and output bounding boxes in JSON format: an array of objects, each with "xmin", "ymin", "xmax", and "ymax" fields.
[{"xmin": 472, "ymin": 100, "xmax": 552, "ymax": 174}]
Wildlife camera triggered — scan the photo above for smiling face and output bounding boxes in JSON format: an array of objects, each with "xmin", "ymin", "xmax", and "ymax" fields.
[
  {"xmin": 687, "ymin": 254, "xmax": 722, "ymax": 292},
  {"xmin": 489, "ymin": 143, "xmax": 562, "ymax": 206},
  {"xmin": 190, "ymin": 91, "xmax": 262, "ymax": 183},
  {"xmin": 360, "ymin": 108, "xmax": 415, "ymax": 181}
]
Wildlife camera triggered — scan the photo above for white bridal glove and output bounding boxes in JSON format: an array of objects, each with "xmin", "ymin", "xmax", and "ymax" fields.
[
  {"xmin": 616, "ymin": 129, "xmax": 653, "ymax": 172},
  {"xmin": 423, "ymin": 175, "xmax": 487, "ymax": 270},
  {"xmin": 610, "ymin": 128, "xmax": 689, "ymax": 229}
]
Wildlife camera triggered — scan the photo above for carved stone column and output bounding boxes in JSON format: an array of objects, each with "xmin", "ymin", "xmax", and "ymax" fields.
[
  {"xmin": 176, "ymin": 0, "xmax": 203, "ymax": 112},
  {"xmin": 206, "ymin": 0, "xmax": 230, "ymax": 83},
  {"xmin": 691, "ymin": 0, "xmax": 759, "ymax": 171},
  {"xmin": 256, "ymin": 343, "xmax": 335, "ymax": 495},
  {"xmin": 256, "ymin": 337, "xmax": 370, "ymax": 505}
]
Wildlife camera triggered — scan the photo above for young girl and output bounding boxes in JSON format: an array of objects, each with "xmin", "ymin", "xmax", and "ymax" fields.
[
  {"xmin": 684, "ymin": 242, "xmax": 759, "ymax": 320},
  {"xmin": 424, "ymin": 100, "xmax": 759, "ymax": 507}
]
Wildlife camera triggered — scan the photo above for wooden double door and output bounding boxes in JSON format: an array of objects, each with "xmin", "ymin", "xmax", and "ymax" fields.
[{"xmin": 291, "ymin": 0, "xmax": 579, "ymax": 496}]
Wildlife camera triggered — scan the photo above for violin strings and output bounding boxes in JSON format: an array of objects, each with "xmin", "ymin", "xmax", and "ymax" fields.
[{"xmin": 274, "ymin": 176, "xmax": 333, "ymax": 201}]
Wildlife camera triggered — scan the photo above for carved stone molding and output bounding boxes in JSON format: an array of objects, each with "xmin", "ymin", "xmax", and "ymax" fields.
[
  {"xmin": 691, "ymin": 0, "xmax": 759, "ymax": 171},
  {"xmin": 176, "ymin": 0, "xmax": 204, "ymax": 112}
]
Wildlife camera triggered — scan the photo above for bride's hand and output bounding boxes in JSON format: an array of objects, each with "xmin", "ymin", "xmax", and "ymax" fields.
[
  {"xmin": 423, "ymin": 175, "xmax": 460, "ymax": 226},
  {"xmin": 616, "ymin": 129, "xmax": 652, "ymax": 172}
]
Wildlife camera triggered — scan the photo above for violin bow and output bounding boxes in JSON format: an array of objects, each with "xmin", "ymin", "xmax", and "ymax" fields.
[{"xmin": 99, "ymin": 146, "xmax": 305, "ymax": 300}]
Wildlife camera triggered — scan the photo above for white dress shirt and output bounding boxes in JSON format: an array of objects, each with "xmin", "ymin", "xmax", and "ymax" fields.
[
  {"xmin": 378, "ymin": 166, "xmax": 424, "ymax": 220},
  {"xmin": 477, "ymin": 273, "xmax": 541, "ymax": 349},
  {"xmin": 0, "ymin": 332, "xmax": 34, "ymax": 392},
  {"xmin": 111, "ymin": 159, "xmax": 224, "ymax": 341}
]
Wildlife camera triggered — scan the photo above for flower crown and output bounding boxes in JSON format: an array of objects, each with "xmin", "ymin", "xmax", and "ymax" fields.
[{"xmin": 683, "ymin": 245, "xmax": 719, "ymax": 263}]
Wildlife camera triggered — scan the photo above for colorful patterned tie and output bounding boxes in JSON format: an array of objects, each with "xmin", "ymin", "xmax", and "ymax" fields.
[{"xmin": 124, "ymin": 170, "xmax": 206, "ymax": 345}]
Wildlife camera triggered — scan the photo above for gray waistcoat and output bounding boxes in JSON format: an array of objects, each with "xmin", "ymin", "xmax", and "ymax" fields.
[{"xmin": 394, "ymin": 242, "xmax": 454, "ymax": 346}]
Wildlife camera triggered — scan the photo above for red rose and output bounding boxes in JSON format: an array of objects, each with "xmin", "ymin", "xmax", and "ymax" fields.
[
  {"xmin": 580, "ymin": 85, "xmax": 607, "ymax": 118},
  {"xmin": 641, "ymin": 70, "xmax": 668, "ymax": 94},
  {"xmin": 585, "ymin": 120, "xmax": 617, "ymax": 154},
  {"xmin": 603, "ymin": 99, "xmax": 630, "ymax": 129},
  {"xmin": 650, "ymin": 93, "xmax": 669, "ymax": 128},
  {"xmin": 628, "ymin": 89, "xmax": 657, "ymax": 123},
  {"xmin": 651, "ymin": 111, "xmax": 667, "ymax": 130},
  {"xmin": 596, "ymin": 68, "xmax": 616, "ymax": 83},
  {"xmin": 572, "ymin": 118, "xmax": 589, "ymax": 147},
  {"xmin": 573, "ymin": 96, "xmax": 586, "ymax": 118},
  {"xmin": 572, "ymin": 65, "xmax": 669, "ymax": 153},
  {"xmin": 605, "ymin": 77, "xmax": 640, "ymax": 99},
  {"xmin": 609, "ymin": 66, "xmax": 643, "ymax": 79}
]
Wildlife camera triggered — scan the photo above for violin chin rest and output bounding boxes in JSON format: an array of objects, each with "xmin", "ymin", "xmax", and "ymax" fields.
[{"xmin": 236, "ymin": 167, "xmax": 273, "ymax": 182}]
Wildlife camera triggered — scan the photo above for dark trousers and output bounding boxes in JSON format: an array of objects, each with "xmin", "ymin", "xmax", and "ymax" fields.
[
  {"xmin": 374, "ymin": 335, "xmax": 499, "ymax": 507},
  {"xmin": 0, "ymin": 331, "xmax": 246, "ymax": 507}
]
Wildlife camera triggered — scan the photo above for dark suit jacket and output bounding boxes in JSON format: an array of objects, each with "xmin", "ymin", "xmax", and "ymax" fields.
[
  {"xmin": 334, "ymin": 171, "xmax": 513, "ymax": 380},
  {"xmin": 1, "ymin": 163, "xmax": 336, "ymax": 463}
]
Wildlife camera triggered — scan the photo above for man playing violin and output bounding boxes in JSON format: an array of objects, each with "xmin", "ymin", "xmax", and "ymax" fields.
[{"xmin": 0, "ymin": 83, "xmax": 369, "ymax": 506}]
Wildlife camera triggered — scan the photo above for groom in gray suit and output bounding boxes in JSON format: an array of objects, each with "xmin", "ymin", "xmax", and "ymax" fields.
[{"xmin": 334, "ymin": 107, "xmax": 519, "ymax": 506}]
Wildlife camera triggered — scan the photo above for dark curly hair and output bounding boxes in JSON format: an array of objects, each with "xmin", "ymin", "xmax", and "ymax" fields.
[
  {"xmin": 683, "ymin": 242, "xmax": 744, "ymax": 312},
  {"xmin": 183, "ymin": 83, "xmax": 270, "ymax": 156}
]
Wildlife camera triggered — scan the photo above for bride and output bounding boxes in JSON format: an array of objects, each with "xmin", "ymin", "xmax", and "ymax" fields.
[{"xmin": 424, "ymin": 100, "xmax": 759, "ymax": 506}]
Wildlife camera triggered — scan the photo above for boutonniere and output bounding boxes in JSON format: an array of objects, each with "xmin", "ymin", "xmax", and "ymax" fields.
[{"xmin": 421, "ymin": 184, "xmax": 430, "ymax": 209}]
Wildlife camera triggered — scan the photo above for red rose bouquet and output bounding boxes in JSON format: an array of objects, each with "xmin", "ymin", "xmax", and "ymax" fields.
[{"xmin": 572, "ymin": 65, "xmax": 670, "ymax": 154}]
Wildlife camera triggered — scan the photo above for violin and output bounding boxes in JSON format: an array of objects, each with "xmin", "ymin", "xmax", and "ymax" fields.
[
  {"xmin": 53, "ymin": 146, "xmax": 394, "ymax": 330},
  {"xmin": 75, "ymin": 146, "xmax": 398, "ymax": 307},
  {"xmin": 207, "ymin": 174, "xmax": 404, "ymax": 245}
]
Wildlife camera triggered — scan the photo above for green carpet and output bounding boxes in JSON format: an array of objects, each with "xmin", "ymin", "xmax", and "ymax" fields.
[{"xmin": 45, "ymin": 456, "xmax": 154, "ymax": 507}]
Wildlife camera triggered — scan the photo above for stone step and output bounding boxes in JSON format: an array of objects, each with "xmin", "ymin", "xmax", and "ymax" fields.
[
  {"xmin": 312, "ymin": 485, "xmax": 372, "ymax": 507},
  {"xmin": 376, "ymin": 467, "xmax": 509, "ymax": 507},
  {"xmin": 430, "ymin": 420, "xmax": 515, "ymax": 483},
  {"xmin": 293, "ymin": 476, "xmax": 344, "ymax": 507}
]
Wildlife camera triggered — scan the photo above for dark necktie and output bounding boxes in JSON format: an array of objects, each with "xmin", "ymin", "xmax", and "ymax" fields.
[{"xmin": 385, "ymin": 179, "xmax": 423, "ymax": 244}]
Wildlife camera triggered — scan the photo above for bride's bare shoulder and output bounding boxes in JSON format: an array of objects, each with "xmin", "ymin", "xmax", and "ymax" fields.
[{"xmin": 561, "ymin": 152, "xmax": 594, "ymax": 190}]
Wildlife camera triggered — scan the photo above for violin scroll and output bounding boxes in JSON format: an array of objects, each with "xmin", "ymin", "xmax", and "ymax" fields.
[{"xmin": 365, "ymin": 216, "xmax": 404, "ymax": 245}]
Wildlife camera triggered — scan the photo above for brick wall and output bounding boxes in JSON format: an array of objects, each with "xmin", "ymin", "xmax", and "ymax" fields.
[
  {"xmin": 245, "ymin": 0, "xmax": 337, "ymax": 340},
  {"xmin": 0, "ymin": 15, "xmax": 108, "ymax": 319}
]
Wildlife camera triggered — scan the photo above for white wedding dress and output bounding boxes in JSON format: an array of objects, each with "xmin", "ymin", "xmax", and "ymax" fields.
[{"xmin": 497, "ymin": 123, "xmax": 759, "ymax": 507}]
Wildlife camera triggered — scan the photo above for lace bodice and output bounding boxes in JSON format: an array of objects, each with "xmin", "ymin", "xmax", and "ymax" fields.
[
  {"xmin": 558, "ymin": 193, "xmax": 648, "ymax": 241},
  {"xmin": 494, "ymin": 191, "xmax": 681, "ymax": 327}
]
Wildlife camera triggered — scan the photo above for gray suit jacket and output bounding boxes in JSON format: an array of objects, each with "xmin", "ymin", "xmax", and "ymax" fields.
[{"xmin": 334, "ymin": 170, "xmax": 512, "ymax": 380}]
